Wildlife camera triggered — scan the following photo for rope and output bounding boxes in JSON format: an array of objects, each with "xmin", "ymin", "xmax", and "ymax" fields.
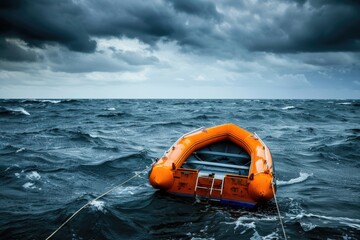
[
  {"xmin": 45, "ymin": 165, "xmax": 151, "ymax": 240},
  {"xmin": 271, "ymin": 182, "xmax": 287, "ymax": 240}
]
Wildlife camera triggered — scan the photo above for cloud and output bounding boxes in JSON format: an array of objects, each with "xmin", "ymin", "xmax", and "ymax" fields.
[
  {"xmin": 0, "ymin": 0, "xmax": 359, "ymax": 98},
  {"xmin": 224, "ymin": 0, "xmax": 360, "ymax": 53},
  {"xmin": 0, "ymin": 38, "xmax": 40, "ymax": 62},
  {"xmin": 0, "ymin": 0, "xmax": 97, "ymax": 53},
  {"xmin": 111, "ymin": 49, "xmax": 159, "ymax": 66},
  {"xmin": 168, "ymin": 0, "xmax": 222, "ymax": 21},
  {"xmin": 1, "ymin": 0, "xmax": 359, "ymax": 56}
]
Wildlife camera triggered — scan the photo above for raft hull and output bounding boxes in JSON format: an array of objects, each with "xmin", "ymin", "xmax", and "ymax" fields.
[{"xmin": 149, "ymin": 123, "xmax": 275, "ymax": 208}]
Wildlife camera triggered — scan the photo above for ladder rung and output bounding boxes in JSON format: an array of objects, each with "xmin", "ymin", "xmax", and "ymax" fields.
[{"xmin": 194, "ymin": 172, "xmax": 224, "ymax": 198}]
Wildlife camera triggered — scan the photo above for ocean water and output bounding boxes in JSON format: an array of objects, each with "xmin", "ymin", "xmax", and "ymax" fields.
[{"xmin": 0, "ymin": 99, "xmax": 359, "ymax": 240}]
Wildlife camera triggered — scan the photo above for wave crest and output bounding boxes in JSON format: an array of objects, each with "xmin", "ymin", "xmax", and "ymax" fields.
[
  {"xmin": 277, "ymin": 172, "xmax": 312, "ymax": 186},
  {"xmin": 0, "ymin": 107, "xmax": 30, "ymax": 116},
  {"xmin": 281, "ymin": 106, "xmax": 295, "ymax": 110}
]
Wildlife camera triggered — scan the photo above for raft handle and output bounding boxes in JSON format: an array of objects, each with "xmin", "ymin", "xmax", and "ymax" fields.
[
  {"xmin": 164, "ymin": 127, "xmax": 206, "ymax": 157},
  {"xmin": 182, "ymin": 126, "xmax": 206, "ymax": 139}
]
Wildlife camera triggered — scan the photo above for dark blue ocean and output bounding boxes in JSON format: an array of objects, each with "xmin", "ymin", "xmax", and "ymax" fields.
[{"xmin": 0, "ymin": 99, "xmax": 359, "ymax": 240}]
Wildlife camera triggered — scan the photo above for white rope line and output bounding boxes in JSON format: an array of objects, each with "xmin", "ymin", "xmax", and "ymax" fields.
[
  {"xmin": 254, "ymin": 132, "xmax": 285, "ymax": 238},
  {"xmin": 45, "ymin": 165, "xmax": 151, "ymax": 240},
  {"xmin": 271, "ymin": 182, "xmax": 287, "ymax": 240}
]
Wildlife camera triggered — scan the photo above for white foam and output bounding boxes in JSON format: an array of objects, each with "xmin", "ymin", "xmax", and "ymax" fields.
[
  {"xmin": 261, "ymin": 232, "xmax": 279, "ymax": 240},
  {"xmin": 11, "ymin": 107, "xmax": 30, "ymax": 115},
  {"xmin": 23, "ymin": 182, "xmax": 36, "ymax": 189},
  {"xmin": 312, "ymin": 214, "xmax": 360, "ymax": 227},
  {"xmin": 281, "ymin": 106, "xmax": 295, "ymax": 110},
  {"xmin": 199, "ymin": 225, "xmax": 208, "ymax": 233},
  {"xmin": 23, "ymin": 182, "xmax": 41, "ymax": 190},
  {"xmin": 40, "ymin": 100, "xmax": 61, "ymax": 104},
  {"xmin": 16, "ymin": 147, "xmax": 25, "ymax": 153},
  {"xmin": 115, "ymin": 186, "xmax": 142, "ymax": 195},
  {"xmin": 337, "ymin": 102, "xmax": 351, "ymax": 105},
  {"xmin": 21, "ymin": 108, "xmax": 30, "ymax": 115},
  {"xmin": 277, "ymin": 172, "xmax": 312, "ymax": 186},
  {"xmin": 26, "ymin": 171, "xmax": 41, "ymax": 181},
  {"xmin": 224, "ymin": 214, "xmax": 277, "ymax": 230},
  {"xmin": 90, "ymin": 200, "xmax": 106, "ymax": 212},
  {"xmin": 15, "ymin": 169, "xmax": 24, "ymax": 178},
  {"xmin": 300, "ymin": 222, "xmax": 317, "ymax": 231},
  {"xmin": 107, "ymin": 107, "xmax": 116, "ymax": 111},
  {"xmin": 238, "ymin": 221, "xmax": 255, "ymax": 230},
  {"xmin": 290, "ymin": 212, "xmax": 360, "ymax": 230},
  {"xmin": 89, "ymin": 133, "xmax": 98, "ymax": 138}
]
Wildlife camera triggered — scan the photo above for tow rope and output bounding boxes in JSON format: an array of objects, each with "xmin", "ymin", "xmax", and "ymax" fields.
[
  {"xmin": 46, "ymin": 165, "xmax": 151, "ymax": 240},
  {"xmin": 272, "ymin": 182, "xmax": 287, "ymax": 240}
]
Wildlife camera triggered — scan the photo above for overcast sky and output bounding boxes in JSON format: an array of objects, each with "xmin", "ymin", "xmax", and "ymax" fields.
[{"xmin": 0, "ymin": 0, "xmax": 359, "ymax": 99}]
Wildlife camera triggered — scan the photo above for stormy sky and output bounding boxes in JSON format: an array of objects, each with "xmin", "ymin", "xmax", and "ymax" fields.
[{"xmin": 0, "ymin": 0, "xmax": 359, "ymax": 98}]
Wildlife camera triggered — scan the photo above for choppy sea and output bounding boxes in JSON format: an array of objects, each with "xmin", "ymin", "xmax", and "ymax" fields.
[{"xmin": 0, "ymin": 99, "xmax": 359, "ymax": 240}]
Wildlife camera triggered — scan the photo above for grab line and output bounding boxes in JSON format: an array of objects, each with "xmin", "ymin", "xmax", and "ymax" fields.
[
  {"xmin": 272, "ymin": 182, "xmax": 287, "ymax": 240},
  {"xmin": 45, "ymin": 165, "xmax": 151, "ymax": 240}
]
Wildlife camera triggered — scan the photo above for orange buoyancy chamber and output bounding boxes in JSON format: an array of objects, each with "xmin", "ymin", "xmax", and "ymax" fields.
[{"xmin": 148, "ymin": 123, "xmax": 276, "ymax": 205}]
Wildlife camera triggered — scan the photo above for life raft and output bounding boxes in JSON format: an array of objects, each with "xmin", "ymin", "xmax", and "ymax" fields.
[{"xmin": 148, "ymin": 123, "xmax": 276, "ymax": 208}]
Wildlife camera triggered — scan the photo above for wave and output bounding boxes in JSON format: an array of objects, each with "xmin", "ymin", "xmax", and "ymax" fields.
[
  {"xmin": 23, "ymin": 182, "xmax": 39, "ymax": 189},
  {"xmin": 277, "ymin": 172, "xmax": 312, "ymax": 186},
  {"xmin": 290, "ymin": 212, "xmax": 360, "ymax": 230},
  {"xmin": 0, "ymin": 107, "xmax": 30, "ymax": 116},
  {"xmin": 16, "ymin": 148, "xmax": 26, "ymax": 153},
  {"xmin": 281, "ymin": 106, "xmax": 295, "ymax": 110},
  {"xmin": 149, "ymin": 121, "xmax": 194, "ymax": 128},
  {"xmin": 193, "ymin": 114, "xmax": 210, "ymax": 120},
  {"xmin": 336, "ymin": 102, "xmax": 352, "ymax": 105},
  {"xmin": 89, "ymin": 200, "xmax": 106, "ymax": 213},
  {"xmin": 223, "ymin": 213, "xmax": 278, "ymax": 238},
  {"xmin": 229, "ymin": 215, "xmax": 278, "ymax": 230},
  {"xmin": 0, "ymin": 145, "xmax": 26, "ymax": 155},
  {"xmin": 14, "ymin": 170, "xmax": 43, "ymax": 190},
  {"xmin": 21, "ymin": 99, "xmax": 64, "ymax": 104},
  {"xmin": 346, "ymin": 128, "xmax": 360, "ymax": 134},
  {"xmin": 39, "ymin": 100, "xmax": 62, "ymax": 104},
  {"xmin": 68, "ymin": 130, "xmax": 106, "ymax": 145},
  {"xmin": 96, "ymin": 112, "xmax": 132, "ymax": 118},
  {"xmin": 77, "ymin": 151, "xmax": 152, "ymax": 175},
  {"xmin": 26, "ymin": 171, "xmax": 41, "ymax": 181}
]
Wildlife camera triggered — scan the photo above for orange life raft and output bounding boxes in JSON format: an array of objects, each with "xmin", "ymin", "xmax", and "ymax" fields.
[{"xmin": 148, "ymin": 123, "xmax": 276, "ymax": 208}]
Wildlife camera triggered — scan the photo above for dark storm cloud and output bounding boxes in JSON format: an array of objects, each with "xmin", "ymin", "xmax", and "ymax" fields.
[
  {"xmin": 252, "ymin": 1, "xmax": 360, "ymax": 53},
  {"xmin": 0, "ymin": 38, "xmax": 40, "ymax": 62},
  {"xmin": 0, "ymin": 0, "xmax": 360, "ymax": 60},
  {"xmin": 0, "ymin": 0, "xmax": 96, "ymax": 53},
  {"xmin": 167, "ymin": 0, "xmax": 222, "ymax": 21},
  {"xmin": 85, "ymin": 1, "xmax": 183, "ymax": 44}
]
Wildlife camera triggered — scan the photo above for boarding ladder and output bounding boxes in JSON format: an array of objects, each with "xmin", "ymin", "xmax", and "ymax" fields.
[{"xmin": 194, "ymin": 173, "xmax": 224, "ymax": 201}]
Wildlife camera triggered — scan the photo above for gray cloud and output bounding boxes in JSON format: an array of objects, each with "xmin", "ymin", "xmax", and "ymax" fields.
[
  {"xmin": 0, "ymin": 0, "xmax": 96, "ymax": 53},
  {"xmin": 0, "ymin": 0, "xmax": 359, "ymax": 99},
  {"xmin": 168, "ymin": 0, "xmax": 222, "ymax": 21},
  {"xmin": 45, "ymin": 47, "xmax": 153, "ymax": 73},
  {"xmin": 0, "ymin": 38, "xmax": 40, "ymax": 62},
  {"xmin": 110, "ymin": 49, "xmax": 159, "ymax": 66},
  {"xmin": 251, "ymin": 1, "xmax": 360, "ymax": 53},
  {"xmin": 1, "ymin": 0, "xmax": 359, "ymax": 57}
]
